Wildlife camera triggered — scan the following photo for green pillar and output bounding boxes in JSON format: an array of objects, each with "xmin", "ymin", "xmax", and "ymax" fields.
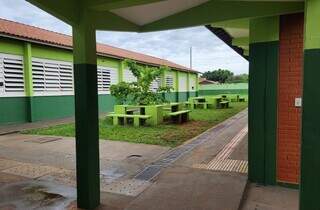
[
  {"xmin": 23, "ymin": 43, "xmax": 34, "ymax": 122},
  {"xmin": 73, "ymin": 13, "xmax": 100, "ymax": 209},
  {"xmin": 248, "ymin": 16, "xmax": 279, "ymax": 185},
  {"xmin": 300, "ymin": 1, "xmax": 320, "ymax": 209},
  {"xmin": 119, "ymin": 60, "xmax": 124, "ymax": 82},
  {"xmin": 186, "ymin": 73, "xmax": 190, "ymax": 99},
  {"xmin": 195, "ymin": 74, "xmax": 199, "ymax": 97},
  {"xmin": 161, "ymin": 69, "xmax": 166, "ymax": 99},
  {"xmin": 175, "ymin": 71, "xmax": 179, "ymax": 102}
]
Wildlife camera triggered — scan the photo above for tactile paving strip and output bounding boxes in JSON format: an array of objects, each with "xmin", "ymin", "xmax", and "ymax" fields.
[
  {"xmin": 0, "ymin": 158, "xmax": 22, "ymax": 170},
  {"xmin": 2, "ymin": 163, "xmax": 59, "ymax": 178},
  {"xmin": 194, "ymin": 159, "xmax": 248, "ymax": 174},
  {"xmin": 101, "ymin": 179, "xmax": 151, "ymax": 196}
]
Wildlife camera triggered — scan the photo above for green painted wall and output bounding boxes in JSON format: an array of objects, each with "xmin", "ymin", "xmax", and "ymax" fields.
[
  {"xmin": 300, "ymin": 1, "xmax": 320, "ymax": 209},
  {"xmin": 0, "ymin": 36, "xmax": 199, "ymax": 125},
  {"xmin": 178, "ymin": 92, "xmax": 188, "ymax": 102},
  {"xmin": 248, "ymin": 41, "xmax": 278, "ymax": 185},
  {"xmin": 248, "ymin": 16, "xmax": 279, "ymax": 186},
  {"xmin": 189, "ymin": 92, "xmax": 196, "ymax": 98},
  {"xmin": 199, "ymin": 89, "xmax": 248, "ymax": 96},
  {"xmin": 200, "ymin": 83, "xmax": 248, "ymax": 90},
  {"xmin": 300, "ymin": 48, "xmax": 320, "ymax": 210},
  {"xmin": 31, "ymin": 44, "xmax": 73, "ymax": 62},
  {"xmin": 97, "ymin": 56, "xmax": 120, "ymax": 69},
  {"xmin": 165, "ymin": 92, "xmax": 178, "ymax": 102},
  {"xmin": 31, "ymin": 95, "xmax": 75, "ymax": 121},
  {"xmin": 28, "ymin": 94, "xmax": 117, "ymax": 122},
  {"xmin": 98, "ymin": 94, "xmax": 117, "ymax": 113},
  {"xmin": 0, "ymin": 97, "xmax": 28, "ymax": 125},
  {"xmin": 199, "ymin": 83, "xmax": 248, "ymax": 96},
  {"xmin": 0, "ymin": 37, "xmax": 24, "ymax": 55}
]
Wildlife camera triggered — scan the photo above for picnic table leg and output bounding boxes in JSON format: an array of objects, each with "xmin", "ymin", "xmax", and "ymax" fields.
[
  {"xmin": 113, "ymin": 116, "xmax": 119, "ymax": 126},
  {"xmin": 204, "ymin": 103, "xmax": 208, "ymax": 109},
  {"xmin": 133, "ymin": 117, "xmax": 140, "ymax": 127}
]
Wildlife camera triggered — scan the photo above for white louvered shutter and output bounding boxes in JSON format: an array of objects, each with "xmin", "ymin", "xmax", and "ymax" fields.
[
  {"xmin": 149, "ymin": 77, "xmax": 161, "ymax": 92},
  {"xmin": 165, "ymin": 75, "xmax": 174, "ymax": 88},
  {"xmin": 32, "ymin": 58, "xmax": 73, "ymax": 95},
  {"xmin": 0, "ymin": 53, "xmax": 25, "ymax": 97},
  {"xmin": 97, "ymin": 66, "xmax": 118, "ymax": 93},
  {"xmin": 123, "ymin": 69, "xmax": 137, "ymax": 83}
]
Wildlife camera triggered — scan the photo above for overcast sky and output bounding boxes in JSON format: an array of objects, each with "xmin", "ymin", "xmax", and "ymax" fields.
[{"xmin": 0, "ymin": 0, "xmax": 248, "ymax": 74}]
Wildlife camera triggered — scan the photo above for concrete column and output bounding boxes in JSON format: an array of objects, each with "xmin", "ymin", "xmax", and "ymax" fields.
[
  {"xmin": 119, "ymin": 60, "xmax": 124, "ymax": 82},
  {"xmin": 23, "ymin": 43, "xmax": 34, "ymax": 122},
  {"xmin": 186, "ymin": 73, "xmax": 190, "ymax": 99},
  {"xmin": 248, "ymin": 16, "xmax": 279, "ymax": 185},
  {"xmin": 300, "ymin": 1, "xmax": 320, "ymax": 209},
  {"xmin": 175, "ymin": 71, "xmax": 179, "ymax": 102},
  {"xmin": 72, "ymin": 12, "xmax": 100, "ymax": 209}
]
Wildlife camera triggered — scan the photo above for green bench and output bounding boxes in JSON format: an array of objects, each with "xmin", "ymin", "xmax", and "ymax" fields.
[
  {"xmin": 194, "ymin": 102, "xmax": 211, "ymax": 109},
  {"xmin": 239, "ymin": 97, "xmax": 246, "ymax": 102},
  {"xmin": 167, "ymin": 110, "xmax": 191, "ymax": 123},
  {"xmin": 107, "ymin": 113, "xmax": 151, "ymax": 127},
  {"xmin": 219, "ymin": 101, "xmax": 229, "ymax": 108}
]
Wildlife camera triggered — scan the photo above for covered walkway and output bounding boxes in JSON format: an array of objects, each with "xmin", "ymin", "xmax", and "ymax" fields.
[
  {"xmin": 0, "ymin": 110, "xmax": 250, "ymax": 210},
  {"xmin": 18, "ymin": 0, "xmax": 320, "ymax": 209}
]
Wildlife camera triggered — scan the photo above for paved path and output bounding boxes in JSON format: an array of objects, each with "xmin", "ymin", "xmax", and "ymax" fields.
[
  {"xmin": 0, "ymin": 109, "xmax": 250, "ymax": 210},
  {"xmin": 124, "ymin": 110, "xmax": 248, "ymax": 210},
  {"xmin": 241, "ymin": 183, "xmax": 299, "ymax": 210}
]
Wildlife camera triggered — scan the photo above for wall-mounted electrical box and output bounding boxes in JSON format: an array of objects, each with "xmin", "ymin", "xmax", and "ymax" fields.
[{"xmin": 295, "ymin": 97, "xmax": 302, "ymax": 107}]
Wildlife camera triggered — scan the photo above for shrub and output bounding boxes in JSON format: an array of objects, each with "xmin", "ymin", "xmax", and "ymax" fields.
[{"xmin": 110, "ymin": 59, "xmax": 172, "ymax": 105}]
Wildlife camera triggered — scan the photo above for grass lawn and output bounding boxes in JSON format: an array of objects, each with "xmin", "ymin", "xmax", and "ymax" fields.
[{"xmin": 23, "ymin": 102, "xmax": 248, "ymax": 147}]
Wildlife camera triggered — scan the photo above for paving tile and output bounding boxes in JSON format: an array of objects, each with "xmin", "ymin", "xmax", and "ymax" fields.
[
  {"xmin": 38, "ymin": 169, "xmax": 76, "ymax": 187},
  {"xmin": 101, "ymin": 179, "xmax": 151, "ymax": 196},
  {"xmin": 0, "ymin": 158, "xmax": 22, "ymax": 170},
  {"xmin": 2, "ymin": 163, "xmax": 60, "ymax": 179}
]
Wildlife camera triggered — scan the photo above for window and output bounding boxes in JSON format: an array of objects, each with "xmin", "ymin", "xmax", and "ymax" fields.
[
  {"xmin": 0, "ymin": 53, "xmax": 25, "ymax": 97},
  {"xmin": 179, "ymin": 74, "xmax": 187, "ymax": 92},
  {"xmin": 32, "ymin": 58, "xmax": 73, "ymax": 95},
  {"xmin": 123, "ymin": 69, "xmax": 137, "ymax": 83},
  {"xmin": 165, "ymin": 75, "xmax": 174, "ymax": 88},
  {"xmin": 149, "ymin": 77, "xmax": 161, "ymax": 92},
  {"xmin": 97, "ymin": 66, "xmax": 118, "ymax": 93}
]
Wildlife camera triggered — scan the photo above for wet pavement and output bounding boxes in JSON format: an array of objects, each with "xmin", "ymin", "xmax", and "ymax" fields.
[{"xmin": 0, "ymin": 109, "xmax": 253, "ymax": 210}]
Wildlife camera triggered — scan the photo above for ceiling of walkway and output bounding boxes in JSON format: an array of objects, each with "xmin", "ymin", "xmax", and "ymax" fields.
[{"xmin": 26, "ymin": 0, "xmax": 304, "ymax": 56}]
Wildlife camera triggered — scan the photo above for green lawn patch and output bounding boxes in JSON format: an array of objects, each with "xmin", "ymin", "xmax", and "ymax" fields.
[{"xmin": 23, "ymin": 102, "xmax": 248, "ymax": 147}]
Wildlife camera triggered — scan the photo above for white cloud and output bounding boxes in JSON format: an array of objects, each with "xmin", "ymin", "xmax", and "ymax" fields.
[{"xmin": 0, "ymin": 0, "xmax": 248, "ymax": 74}]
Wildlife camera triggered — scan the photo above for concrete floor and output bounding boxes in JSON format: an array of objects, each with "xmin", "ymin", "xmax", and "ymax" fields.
[
  {"xmin": 0, "ymin": 109, "xmax": 298, "ymax": 210},
  {"xmin": 241, "ymin": 183, "xmax": 299, "ymax": 210}
]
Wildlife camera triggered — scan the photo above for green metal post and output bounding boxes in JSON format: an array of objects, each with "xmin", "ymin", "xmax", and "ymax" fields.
[
  {"xmin": 23, "ymin": 43, "xmax": 34, "ymax": 122},
  {"xmin": 72, "ymin": 12, "xmax": 100, "ymax": 209},
  {"xmin": 300, "ymin": 1, "xmax": 320, "ymax": 209},
  {"xmin": 248, "ymin": 16, "xmax": 279, "ymax": 185}
]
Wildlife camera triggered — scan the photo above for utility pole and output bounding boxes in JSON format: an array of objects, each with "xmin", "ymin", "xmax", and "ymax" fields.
[{"xmin": 190, "ymin": 46, "xmax": 193, "ymax": 69}]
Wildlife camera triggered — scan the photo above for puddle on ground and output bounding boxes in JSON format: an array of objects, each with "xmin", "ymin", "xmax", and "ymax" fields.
[
  {"xmin": 0, "ymin": 180, "xmax": 76, "ymax": 210},
  {"xmin": 100, "ymin": 167, "xmax": 125, "ymax": 184}
]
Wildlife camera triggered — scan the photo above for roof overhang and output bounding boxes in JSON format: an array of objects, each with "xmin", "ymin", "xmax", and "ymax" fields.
[{"xmin": 26, "ymin": 0, "xmax": 304, "ymax": 33}]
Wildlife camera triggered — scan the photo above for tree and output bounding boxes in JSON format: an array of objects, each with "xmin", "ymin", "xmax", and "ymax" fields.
[
  {"xmin": 110, "ymin": 59, "xmax": 172, "ymax": 105},
  {"xmin": 226, "ymin": 73, "xmax": 249, "ymax": 83},
  {"xmin": 201, "ymin": 69, "xmax": 234, "ymax": 83}
]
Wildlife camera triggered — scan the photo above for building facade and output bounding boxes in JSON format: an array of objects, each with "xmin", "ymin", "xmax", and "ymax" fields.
[{"xmin": 0, "ymin": 19, "xmax": 198, "ymax": 125}]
